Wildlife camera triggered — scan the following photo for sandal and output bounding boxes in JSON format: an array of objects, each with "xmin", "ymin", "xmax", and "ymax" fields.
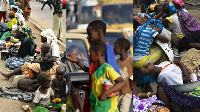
[
  {"xmin": 22, "ymin": 105, "xmax": 33, "ymax": 112},
  {"xmin": 22, "ymin": 105, "xmax": 29, "ymax": 112}
]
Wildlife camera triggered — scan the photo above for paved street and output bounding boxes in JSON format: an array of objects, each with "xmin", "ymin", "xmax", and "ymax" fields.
[{"xmin": 29, "ymin": 0, "xmax": 66, "ymax": 41}]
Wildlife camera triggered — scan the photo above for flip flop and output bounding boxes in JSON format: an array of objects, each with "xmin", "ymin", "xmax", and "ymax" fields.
[
  {"xmin": 0, "ymin": 71, "xmax": 9, "ymax": 80},
  {"xmin": 22, "ymin": 105, "xmax": 29, "ymax": 112}
]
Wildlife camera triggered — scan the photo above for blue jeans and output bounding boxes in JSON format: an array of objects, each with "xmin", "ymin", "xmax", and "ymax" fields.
[{"xmin": 41, "ymin": 1, "xmax": 52, "ymax": 9}]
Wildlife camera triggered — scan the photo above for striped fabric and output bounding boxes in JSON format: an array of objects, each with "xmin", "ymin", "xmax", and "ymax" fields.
[
  {"xmin": 133, "ymin": 25, "xmax": 158, "ymax": 62},
  {"xmin": 133, "ymin": 43, "xmax": 167, "ymax": 69},
  {"xmin": 89, "ymin": 63, "xmax": 120, "ymax": 112}
]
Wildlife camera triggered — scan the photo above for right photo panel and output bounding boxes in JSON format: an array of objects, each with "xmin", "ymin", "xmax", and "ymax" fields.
[{"xmin": 133, "ymin": 0, "xmax": 200, "ymax": 111}]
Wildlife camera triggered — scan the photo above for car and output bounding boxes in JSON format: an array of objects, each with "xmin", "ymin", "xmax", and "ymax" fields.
[{"xmin": 64, "ymin": 34, "xmax": 90, "ymax": 112}]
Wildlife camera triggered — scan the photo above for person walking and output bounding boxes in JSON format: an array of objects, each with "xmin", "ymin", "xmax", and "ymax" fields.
[
  {"xmin": 23, "ymin": 0, "xmax": 31, "ymax": 20},
  {"xmin": 52, "ymin": 0, "xmax": 62, "ymax": 39},
  {"xmin": 0, "ymin": 0, "xmax": 9, "ymax": 23},
  {"xmin": 41, "ymin": 0, "xmax": 52, "ymax": 10}
]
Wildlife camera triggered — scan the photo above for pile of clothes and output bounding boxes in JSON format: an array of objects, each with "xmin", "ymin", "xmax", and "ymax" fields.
[{"xmin": 6, "ymin": 57, "xmax": 31, "ymax": 70}]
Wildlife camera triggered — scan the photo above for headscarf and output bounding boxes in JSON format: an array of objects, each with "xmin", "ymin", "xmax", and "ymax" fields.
[
  {"xmin": 19, "ymin": 26, "xmax": 33, "ymax": 43},
  {"xmin": 9, "ymin": 11, "xmax": 15, "ymax": 16},
  {"xmin": 138, "ymin": 13, "xmax": 151, "ymax": 20},
  {"xmin": 173, "ymin": 0, "xmax": 184, "ymax": 8},
  {"xmin": 166, "ymin": 2, "xmax": 177, "ymax": 15},
  {"xmin": 133, "ymin": 19, "xmax": 163, "ymax": 52},
  {"xmin": 19, "ymin": 26, "xmax": 35, "ymax": 52},
  {"xmin": 178, "ymin": 11, "xmax": 200, "ymax": 37},
  {"xmin": 41, "ymin": 29, "xmax": 58, "ymax": 47}
]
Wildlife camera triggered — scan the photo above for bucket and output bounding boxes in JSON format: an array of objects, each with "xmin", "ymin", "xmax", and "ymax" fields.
[{"xmin": 66, "ymin": 72, "xmax": 90, "ymax": 87}]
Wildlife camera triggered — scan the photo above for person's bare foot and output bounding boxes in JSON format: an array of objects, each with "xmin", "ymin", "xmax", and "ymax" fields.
[{"xmin": 0, "ymin": 71, "xmax": 10, "ymax": 80}]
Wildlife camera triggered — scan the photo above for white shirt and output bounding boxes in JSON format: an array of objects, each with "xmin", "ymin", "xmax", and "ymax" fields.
[
  {"xmin": 157, "ymin": 61, "xmax": 183, "ymax": 86},
  {"xmin": 168, "ymin": 14, "xmax": 183, "ymax": 35},
  {"xmin": 50, "ymin": 41, "xmax": 60, "ymax": 64},
  {"xmin": 15, "ymin": 12, "xmax": 26, "ymax": 26},
  {"xmin": 33, "ymin": 87, "xmax": 54, "ymax": 107},
  {"xmin": 0, "ymin": 0, "xmax": 6, "ymax": 11}
]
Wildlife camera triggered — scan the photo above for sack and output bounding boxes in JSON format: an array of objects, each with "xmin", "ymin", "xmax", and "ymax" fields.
[{"xmin": 1, "ymin": 50, "xmax": 9, "ymax": 60}]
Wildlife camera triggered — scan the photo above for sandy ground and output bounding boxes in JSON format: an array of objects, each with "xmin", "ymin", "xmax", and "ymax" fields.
[{"xmin": 0, "ymin": 20, "xmax": 65, "ymax": 111}]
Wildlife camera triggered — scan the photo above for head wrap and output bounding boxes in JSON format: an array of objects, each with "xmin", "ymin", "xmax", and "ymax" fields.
[
  {"xmin": 19, "ymin": 26, "xmax": 35, "ymax": 51},
  {"xmin": 138, "ymin": 13, "xmax": 151, "ymax": 20},
  {"xmin": 173, "ymin": 0, "xmax": 184, "ymax": 8},
  {"xmin": 166, "ymin": 2, "xmax": 177, "ymax": 15},
  {"xmin": 41, "ymin": 29, "xmax": 57, "ymax": 47},
  {"xmin": 133, "ymin": 19, "xmax": 163, "ymax": 52},
  {"xmin": 9, "ymin": 11, "xmax": 15, "ymax": 16}
]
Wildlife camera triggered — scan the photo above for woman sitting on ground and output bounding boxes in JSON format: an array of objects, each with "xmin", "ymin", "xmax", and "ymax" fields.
[
  {"xmin": 172, "ymin": 1, "xmax": 200, "ymax": 53},
  {"xmin": 0, "ymin": 29, "xmax": 60, "ymax": 91}
]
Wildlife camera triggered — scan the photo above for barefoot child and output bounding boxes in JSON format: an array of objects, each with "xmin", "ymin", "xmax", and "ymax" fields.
[
  {"xmin": 113, "ymin": 38, "xmax": 133, "ymax": 112},
  {"xmin": 51, "ymin": 66, "xmax": 66, "ymax": 99},
  {"xmin": 89, "ymin": 41, "xmax": 125, "ymax": 112},
  {"xmin": 30, "ymin": 43, "xmax": 54, "ymax": 79},
  {"xmin": 33, "ymin": 73, "xmax": 62, "ymax": 112}
]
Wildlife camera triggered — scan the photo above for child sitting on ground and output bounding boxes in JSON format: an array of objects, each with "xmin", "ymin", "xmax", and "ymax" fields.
[
  {"xmin": 113, "ymin": 38, "xmax": 133, "ymax": 112},
  {"xmin": 51, "ymin": 66, "xmax": 66, "ymax": 99},
  {"xmin": 41, "ymin": 43, "xmax": 52, "ymax": 62},
  {"xmin": 30, "ymin": 43, "xmax": 53, "ymax": 79},
  {"xmin": 33, "ymin": 72, "xmax": 62, "ymax": 112},
  {"xmin": 89, "ymin": 41, "xmax": 125, "ymax": 111}
]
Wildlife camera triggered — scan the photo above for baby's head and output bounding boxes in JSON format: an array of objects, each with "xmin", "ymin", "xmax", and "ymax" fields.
[
  {"xmin": 140, "ymin": 63, "xmax": 156, "ymax": 76},
  {"xmin": 56, "ymin": 66, "xmax": 66, "ymax": 80},
  {"xmin": 41, "ymin": 43, "xmax": 50, "ymax": 54},
  {"xmin": 87, "ymin": 20, "xmax": 107, "ymax": 44},
  {"xmin": 37, "ymin": 72, "xmax": 51, "ymax": 89},
  {"xmin": 114, "ymin": 38, "xmax": 130, "ymax": 55},
  {"xmin": 89, "ymin": 41, "xmax": 106, "ymax": 63}
]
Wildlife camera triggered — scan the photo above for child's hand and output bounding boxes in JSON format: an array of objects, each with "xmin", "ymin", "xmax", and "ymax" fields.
[
  {"xmin": 56, "ymin": 88, "xmax": 60, "ymax": 91},
  {"xmin": 66, "ymin": 52, "xmax": 78, "ymax": 63},
  {"xmin": 98, "ymin": 91, "xmax": 108, "ymax": 101}
]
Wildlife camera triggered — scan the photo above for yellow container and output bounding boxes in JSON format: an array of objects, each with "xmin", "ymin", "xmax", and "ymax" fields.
[
  {"xmin": 167, "ymin": 0, "xmax": 173, "ymax": 2},
  {"xmin": 61, "ymin": 104, "xmax": 66, "ymax": 112}
]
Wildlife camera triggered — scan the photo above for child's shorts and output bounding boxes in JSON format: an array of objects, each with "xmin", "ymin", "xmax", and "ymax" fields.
[{"xmin": 13, "ymin": 75, "xmax": 29, "ymax": 87}]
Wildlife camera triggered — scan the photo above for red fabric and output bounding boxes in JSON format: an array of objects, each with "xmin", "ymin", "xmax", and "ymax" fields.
[
  {"xmin": 83, "ymin": 62, "xmax": 98, "ymax": 112},
  {"xmin": 0, "ymin": 11, "xmax": 6, "ymax": 21}
]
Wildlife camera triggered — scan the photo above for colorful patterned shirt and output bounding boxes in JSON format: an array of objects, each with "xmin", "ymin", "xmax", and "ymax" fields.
[{"xmin": 89, "ymin": 63, "xmax": 120, "ymax": 112}]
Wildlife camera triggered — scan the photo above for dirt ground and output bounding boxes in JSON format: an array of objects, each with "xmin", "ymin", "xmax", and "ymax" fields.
[{"xmin": 0, "ymin": 20, "xmax": 65, "ymax": 111}]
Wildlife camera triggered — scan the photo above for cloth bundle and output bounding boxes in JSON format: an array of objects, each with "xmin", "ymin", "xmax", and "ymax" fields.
[{"xmin": 6, "ymin": 57, "xmax": 31, "ymax": 70}]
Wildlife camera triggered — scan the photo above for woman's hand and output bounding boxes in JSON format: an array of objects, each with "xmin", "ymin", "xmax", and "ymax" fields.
[{"xmin": 66, "ymin": 52, "xmax": 78, "ymax": 63}]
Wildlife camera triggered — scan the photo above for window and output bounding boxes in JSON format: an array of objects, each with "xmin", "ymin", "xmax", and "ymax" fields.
[{"xmin": 66, "ymin": 39, "xmax": 89, "ymax": 70}]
